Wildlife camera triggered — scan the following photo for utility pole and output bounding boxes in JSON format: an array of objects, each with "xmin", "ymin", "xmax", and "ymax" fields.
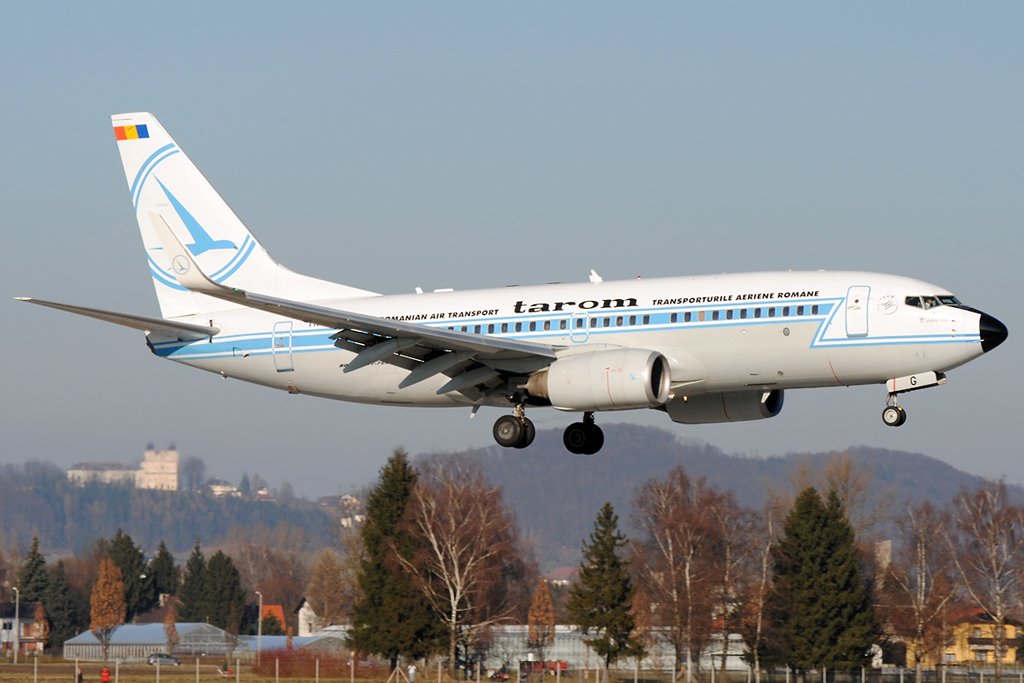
[{"xmin": 255, "ymin": 590, "xmax": 263, "ymax": 665}]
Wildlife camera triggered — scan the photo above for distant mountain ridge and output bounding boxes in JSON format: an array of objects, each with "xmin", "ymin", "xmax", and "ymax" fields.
[{"xmin": 418, "ymin": 423, "xmax": 1018, "ymax": 570}]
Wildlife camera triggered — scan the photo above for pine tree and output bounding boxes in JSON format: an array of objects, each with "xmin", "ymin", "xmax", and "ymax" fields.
[
  {"xmin": 177, "ymin": 539, "xmax": 206, "ymax": 622},
  {"xmin": 17, "ymin": 536, "xmax": 49, "ymax": 601},
  {"xmin": 107, "ymin": 529, "xmax": 157, "ymax": 621},
  {"xmin": 203, "ymin": 551, "xmax": 247, "ymax": 632},
  {"xmin": 349, "ymin": 450, "xmax": 443, "ymax": 668},
  {"xmin": 770, "ymin": 487, "xmax": 878, "ymax": 671},
  {"xmin": 43, "ymin": 561, "xmax": 79, "ymax": 649},
  {"xmin": 238, "ymin": 473, "xmax": 252, "ymax": 496},
  {"xmin": 90, "ymin": 557, "xmax": 126, "ymax": 663},
  {"xmin": 150, "ymin": 541, "xmax": 180, "ymax": 598},
  {"xmin": 528, "ymin": 578, "xmax": 556, "ymax": 663},
  {"xmin": 568, "ymin": 503, "xmax": 644, "ymax": 670},
  {"xmin": 261, "ymin": 613, "xmax": 286, "ymax": 635}
]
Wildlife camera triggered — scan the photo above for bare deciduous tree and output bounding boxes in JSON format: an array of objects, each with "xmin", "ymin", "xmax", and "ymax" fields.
[
  {"xmin": 399, "ymin": 455, "xmax": 531, "ymax": 677},
  {"xmin": 944, "ymin": 481, "xmax": 1024, "ymax": 683},
  {"xmin": 306, "ymin": 549, "xmax": 355, "ymax": 628},
  {"xmin": 880, "ymin": 502, "xmax": 957, "ymax": 683},
  {"xmin": 528, "ymin": 578, "xmax": 555, "ymax": 664},
  {"xmin": 708, "ymin": 491, "xmax": 756, "ymax": 677},
  {"xmin": 742, "ymin": 506, "xmax": 779, "ymax": 683},
  {"xmin": 631, "ymin": 466, "xmax": 717, "ymax": 683},
  {"xmin": 90, "ymin": 557, "xmax": 126, "ymax": 663}
]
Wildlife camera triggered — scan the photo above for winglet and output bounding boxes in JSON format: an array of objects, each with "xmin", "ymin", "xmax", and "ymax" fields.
[{"xmin": 150, "ymin": 212, "xmax": 235, "ymax": 296}]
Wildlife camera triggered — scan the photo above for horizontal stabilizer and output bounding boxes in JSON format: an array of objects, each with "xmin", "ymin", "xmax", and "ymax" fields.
[{"xmin": 16, "ymin": 298, "xmax": 219, "ymax": 340}]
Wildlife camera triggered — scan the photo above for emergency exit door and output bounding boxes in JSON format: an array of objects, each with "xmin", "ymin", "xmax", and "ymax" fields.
[{"xmin": 272, "ymin": 321, "xmax": 294, "ymax": 372}]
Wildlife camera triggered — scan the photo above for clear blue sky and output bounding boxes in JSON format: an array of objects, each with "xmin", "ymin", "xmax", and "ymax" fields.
[{"xmin": 3, "ymin": 3, "xmax": 1021, "ymax": 497}]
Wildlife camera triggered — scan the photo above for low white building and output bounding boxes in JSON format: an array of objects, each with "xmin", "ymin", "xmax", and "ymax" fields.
[{"xmin": 67, "ymin": 447, "xmax": 180, "ymax": 491}]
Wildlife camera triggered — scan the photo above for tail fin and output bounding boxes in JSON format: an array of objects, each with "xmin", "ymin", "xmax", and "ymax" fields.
[{"xmin": 112, "ymin": 112, "xmax": 374, "ymax": 319}]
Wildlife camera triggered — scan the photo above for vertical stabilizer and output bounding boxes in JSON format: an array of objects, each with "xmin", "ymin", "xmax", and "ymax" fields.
[{"xmin": 112, "ymin": 112, "xmax": 374, "ymax": 319}]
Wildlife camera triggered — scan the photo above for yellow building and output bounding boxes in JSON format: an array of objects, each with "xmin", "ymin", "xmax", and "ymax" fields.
[{"xmin": 943, "ymin": 612, "xmax": 1020, "ymax": 665}]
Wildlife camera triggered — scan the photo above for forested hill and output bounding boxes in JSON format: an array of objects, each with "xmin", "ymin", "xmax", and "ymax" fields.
[
  {"xmin": 0, "ymin": 462, "xmax": 332, "ymax": 556},
  {"xmin": 436, "ymin": 423, "xmax": 1019, "ymax": 570}
]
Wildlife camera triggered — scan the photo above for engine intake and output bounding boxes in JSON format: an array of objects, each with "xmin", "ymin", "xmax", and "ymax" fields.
[
  {"xmin": 526, "ymin": 349, "xmax": 671, "ymax": 411},
  {"xmin": 664, "ymin": 390, "xmax": 784, "ymax": 424}
]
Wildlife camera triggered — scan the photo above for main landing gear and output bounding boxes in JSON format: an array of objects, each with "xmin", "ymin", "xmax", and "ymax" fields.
[
  {"xmin": 492, "ymin": 405, "xmax": 536, "ymax": 449},
  {"xmin": 491, "ymin": 409, "xmax": 605, "ymax": 454},
  {"xmin": 563, "ymin": 412, "xmax": 604, "ymax": 455},
  {"xmin": 882, "ymin": 395, "xmax": 907, "ymax": 427}
]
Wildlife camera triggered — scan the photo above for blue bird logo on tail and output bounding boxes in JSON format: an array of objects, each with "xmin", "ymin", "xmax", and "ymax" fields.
[{"xmin": 155, "ymin": 178, "xmax": 237, "ymax": 255}]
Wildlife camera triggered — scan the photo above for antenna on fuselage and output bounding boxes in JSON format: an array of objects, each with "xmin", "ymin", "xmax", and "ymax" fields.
[{"xmin": 589, "ymin": 270, "xmax": 603, "ymax": 284}]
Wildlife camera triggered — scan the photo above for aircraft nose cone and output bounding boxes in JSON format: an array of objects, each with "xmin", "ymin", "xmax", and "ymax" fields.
[{"xmin": 980, "ymin": 313, "xmax": 1008, "ymax": 353}]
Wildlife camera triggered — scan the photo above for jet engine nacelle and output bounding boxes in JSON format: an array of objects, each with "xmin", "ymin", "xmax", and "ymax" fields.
[
  {"xmin": 526, "ymin": 349, "xmax": 672, "ymax": 411},
  {"xmin": 664, "ymin": 390, "xmax": 784, "ymax": 424}
]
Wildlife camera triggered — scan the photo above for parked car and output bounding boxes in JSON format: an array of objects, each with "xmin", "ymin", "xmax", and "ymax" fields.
[{"xmin": 147, "ymin": 653, "xmax": 181, "ymax": 666}]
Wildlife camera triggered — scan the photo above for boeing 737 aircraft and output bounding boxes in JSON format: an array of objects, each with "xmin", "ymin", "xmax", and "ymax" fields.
[{"xmin": 19, "ymin": 113, "xmax": 1008, "ymax": 454}]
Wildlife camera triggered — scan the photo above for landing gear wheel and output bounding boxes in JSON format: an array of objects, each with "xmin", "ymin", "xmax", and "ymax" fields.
[
  {"xmin": 882, "ymin": 405, "xmax": 907, "ymax": 427},
  {"xmin": 563, "ymin": 416, "xmax": 605, "ymax": 455},
  {"xmin": 493, "ymin": 415, "xmax": 524, "ymax": 447},
  {"xmin": 514, "ymin": 418, "xmax": 536, "ymax": 449},
  {"xmin": 563, "ymin": 423, "xmax": 588, "ymax": 454}
]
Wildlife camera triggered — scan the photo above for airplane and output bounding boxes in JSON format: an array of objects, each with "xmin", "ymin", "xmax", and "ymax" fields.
[{"xmin": 18, "ymin": 113, "xmax": 1008, "ymax": 455}]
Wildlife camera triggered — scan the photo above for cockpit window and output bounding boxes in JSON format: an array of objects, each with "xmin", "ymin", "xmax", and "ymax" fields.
[{"xmin": 905, "ymin": 295, "xmax": 961, "ymax": 310}]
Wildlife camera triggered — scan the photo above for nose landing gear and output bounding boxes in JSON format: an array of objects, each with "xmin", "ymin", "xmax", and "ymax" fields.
[
  {"xmin": 563, "ymin": 412, "xmax": 605, "ymax": 455},
  {"xmin": 882, "ymin": 395, "xmax": 907, "ymax": 427},
  {"xmin": 492, "ymin": 405, "xmax": 536, "ymax": 449}
]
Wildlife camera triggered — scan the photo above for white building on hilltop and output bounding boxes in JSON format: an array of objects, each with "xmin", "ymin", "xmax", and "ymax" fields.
[
  {"xmin": 67, "ymin": 447, "xmax": 179, "ymax": 491},
  {"xmin": 135, "ymin": 448, "xmax": 178, "ymax": 490}
]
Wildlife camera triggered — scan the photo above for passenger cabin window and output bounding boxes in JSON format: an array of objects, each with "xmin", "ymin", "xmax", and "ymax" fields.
[
  {"xmin": 616, "ymin": 316, "xmax": 624, "ymax": 326},
  {"xmin": 642, "ymin": 314, "xmax": 650, "ymax": 325},
  {"xmin": 754, "ymin": 308, "xmax": 761, "ymax": 319},
  {"xmin": 602, "ymin": 317, "xmax": 610, "ymax": 328},
  {"xmin": 740, "ymin": 309, "xmax": 747, "ymax": 319},
  {"xmin": 783, "ymin": 306, "xmax": 790, "ymax": 317},
  {"xmin": 560, "ymin": 319, "xmax": 567, "ymax": 330},
  {"xmin": 487, "ymin": 324, "xmax": 494, "ymax": 334},
  {"xmin": 797, "ymin": 305, "xmax": 804, "ymax": 316},
  {"xmin": 501, "ymin": 323, "xmax": 508, "ymax": 333},
  {"xmin": 529, "ymin": 321, "xmax": 537, "ymax": 332},
  {"xmin": 461, "ymin": 325, "xmax": 468, "ymax": 332},
  {"xmin": 684, "ymin": 312, "xmax": 692, "ymax": 323},
  {"xmin": 474, "ymin": 325, "xmax": 481, "ymax": 334},
  {"xmin": 543, "ymin": 320, "xmax": 551, "ymax": 331},
  {"xmin": 576, "ymin": 318, "xmax": 585, "ymax": 329},
  {"xmin": 712, "ymin": 310, "xmax": 719, "ymax": 321},
  {"xmin": 726, "ymin": 309, "xmax": 734, "ymax": 320},
  {"xmin": 698, "ymin": 311, "xmax": 706, "ymax": 322},
  {"xmin": 590, "ymin": 318, "xmax": 598, "ymax": 328},
  {"xmin": 629, "ymin": 315, "xmax": 636, "ymax": 326},
  {"xmin": 670, "ymin": 313, "xmax": 678, "ymax": 323},
  {"xmin": 811, "ymin": 305, "xmax": 819, "ymax": 315},
  {"xmin": 515, "ymin": 322, "xmax": 522, "ymax": 332},
  {"xmin": 768, "ymin": 307, "xmax": 775, "ymax": 318}
]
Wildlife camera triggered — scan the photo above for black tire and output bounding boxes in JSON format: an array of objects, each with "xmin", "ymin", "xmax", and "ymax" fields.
[
  {"xmin": 581, "ymin": 424, "xmax": 605, "ymax": 455},
  {"xmin": 895, "ymin": 406, "xmax": 907, "ymax": 427},
  {"xmin": 563, "ymin": 422, "xmax": 588, "ymax": 454},
  {"xmin": 514, "ymin": 418, "xmax": 536, "ymax": 449},
  {"xmin": 882, "ymin": 406, "xmax": 902, "ymax": 427},
  {"xmin": 493, "ymin": 415, "xmax": 524, "ymax": 447}
]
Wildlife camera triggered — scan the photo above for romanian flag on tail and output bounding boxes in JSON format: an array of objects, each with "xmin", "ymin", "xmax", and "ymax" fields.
[{"xmin": 114, "ymin": 124, "xmax": 149, "ymax": 141}]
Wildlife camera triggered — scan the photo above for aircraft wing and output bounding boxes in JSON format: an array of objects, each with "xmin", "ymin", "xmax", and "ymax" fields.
[
  {"xmin": 150, "ymin": 214, "xmax": 557, "ymax": 397},
  {"xmin": 15, "ymin": 297, "xmax": 219, "ymax": 341}
]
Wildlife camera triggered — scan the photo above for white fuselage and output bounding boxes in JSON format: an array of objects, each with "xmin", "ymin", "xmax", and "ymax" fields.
[{"xmin": 150, "ymin": 270, "xmax": 987, "ymax": 410}]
